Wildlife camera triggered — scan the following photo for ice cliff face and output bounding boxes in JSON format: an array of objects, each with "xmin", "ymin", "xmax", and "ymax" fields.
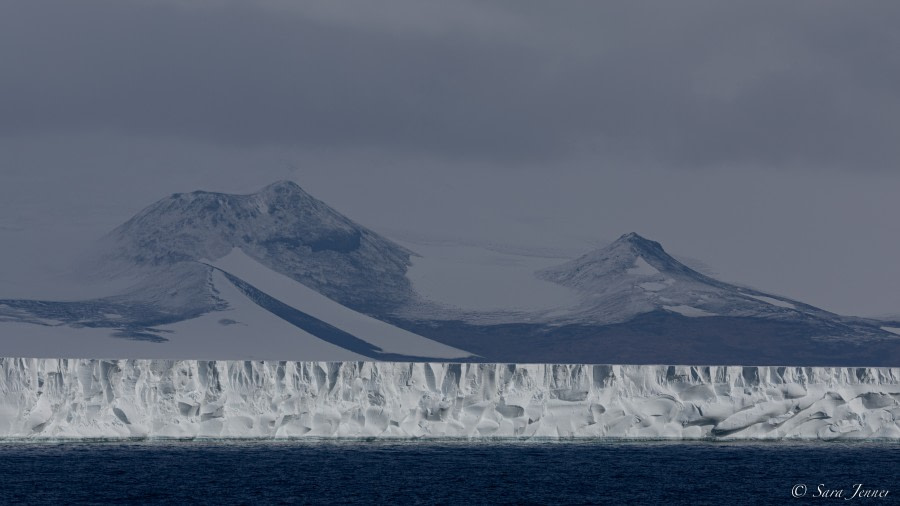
[{"xmin": 2, "ymin": 358, "xmax": 899, "ymax": 440}]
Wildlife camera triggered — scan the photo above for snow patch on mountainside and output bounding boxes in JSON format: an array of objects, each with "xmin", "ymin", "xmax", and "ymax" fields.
[
  {"xmin": 663, "ymin": 305, "xmax": 717, "ymax": 317},
  {"xmin": 746, "ymin": 294, "xmax": 796, "ymax": 309},
  {"xmin": 639, "ymin": 280, "xmax": 672, "ymax": 292},
  {"xmin": 883, "ymin": 327, "xmax": 900, "ymax": 336}
]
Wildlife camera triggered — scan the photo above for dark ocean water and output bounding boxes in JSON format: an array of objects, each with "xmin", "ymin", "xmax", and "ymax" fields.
[{"xmin": 0, "ymin": 440, "xmax": 897, "ymax": 505}]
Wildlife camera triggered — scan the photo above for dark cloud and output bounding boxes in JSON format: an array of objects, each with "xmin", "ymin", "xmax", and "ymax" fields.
[{"xmin": 2, "ymin": 0, "xmax": 899, "ymax": 170}]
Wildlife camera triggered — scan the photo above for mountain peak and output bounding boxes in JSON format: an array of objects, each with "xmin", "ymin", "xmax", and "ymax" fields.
[
  {"xmin": 539, "ymin": 232, "xmax": 706, "ymax": 290},
  {"xmin": 259, "ymin": 180, "xmax": 305, "ymax": 195},
  {"xmin": 254, "ymin": 180, "xmax": 315, "ymax": 209},
  {"xmin": 609, "ymin": 232, "xmax": 668, "ymax": 258},
  {"xmin": 613, "ymin": 232, "xmax": 660, "ymax": 248},
  {"xmin": 616, "ymin": 231, "xmax": 648, "ymax": 243},
  {"xmin": 107, "ymin": 181, "xmax": 415, "ymax": 312}
]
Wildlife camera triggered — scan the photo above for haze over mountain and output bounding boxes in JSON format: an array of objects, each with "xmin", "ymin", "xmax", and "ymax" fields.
[{"xmin": 1, "ymin": 182, "xmax": 897, "ymax": 365}]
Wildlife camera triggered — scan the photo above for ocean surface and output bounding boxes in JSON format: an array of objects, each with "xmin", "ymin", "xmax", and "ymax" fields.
[{"xmin": 0, "ymin": 440, "xmax": 897, "ymax": 504}]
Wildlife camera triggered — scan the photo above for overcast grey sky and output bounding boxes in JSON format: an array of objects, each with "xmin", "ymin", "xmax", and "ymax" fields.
[{"xmin": 1, "ymin": 1, "xmax": 899, "ymax": 317}]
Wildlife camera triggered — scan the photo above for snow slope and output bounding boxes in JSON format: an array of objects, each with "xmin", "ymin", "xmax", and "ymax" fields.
[
  {"xmin": 3, "ymin": 358, "xmax": 900, "ymax": 440},
  {"xmin": 211, "ymin": 249, "xmax": 470, "ymax": 359},
  {"xmin": 400, "ymin": 241, "xmax": 579, "ymax": 314},
  {"xmin": 154, "ymin": 269, "xmax": 367, "ymax": 360},
  {"xmin": 0, "ymin": 270, "xmax": 366, "ymax": 361},
  {"xmin": 0, "ymin": 253, "xmax": 473, "ymax": 361}
]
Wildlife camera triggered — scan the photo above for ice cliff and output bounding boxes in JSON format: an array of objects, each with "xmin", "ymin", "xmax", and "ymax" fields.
[{"xmin": 2, "ymin": 358, "xmax": 899, "ymax": 440}]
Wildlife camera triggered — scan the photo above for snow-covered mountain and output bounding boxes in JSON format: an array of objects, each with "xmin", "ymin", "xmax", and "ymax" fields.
[
  {"xmin": 395, "ymin": 232, "xmax": 897, "ymax": 364},
  {"xmin": 104, "ymin": 180, "xmax": 414, "ymax": 314},
  {"xmin": 0, "ymin": 182, "xmax": 469, "ymax": 361},
  {"xmin": 538, "ymin": 232, "xmax": 868, "ymax": 327},
  {"xmin": 1, "ymin": 182, "xmax": 897, "ymax": 365}
]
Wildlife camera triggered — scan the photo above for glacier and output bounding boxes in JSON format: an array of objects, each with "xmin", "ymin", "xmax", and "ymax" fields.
[{"xmin": 2, "ymin": 358, "xmax": 900, "ymax": 440}]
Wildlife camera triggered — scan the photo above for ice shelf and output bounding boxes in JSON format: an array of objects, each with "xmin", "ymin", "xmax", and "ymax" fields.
[{"xmin": 1, "ymin": 358, "xmax": 899, "ymax": 440}]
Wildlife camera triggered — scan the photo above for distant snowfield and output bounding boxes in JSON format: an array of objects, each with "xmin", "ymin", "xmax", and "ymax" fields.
[
  {"xmin": 211, "ymin": 249, "xmax": 470, "ymax": 359},
  {"xmin": 400, "ymin": 241, "xmax": 580, "ymax": 312},
  {"xmin": 883, "ymin": 327, "xmax": 900, "ymax": 336}
]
